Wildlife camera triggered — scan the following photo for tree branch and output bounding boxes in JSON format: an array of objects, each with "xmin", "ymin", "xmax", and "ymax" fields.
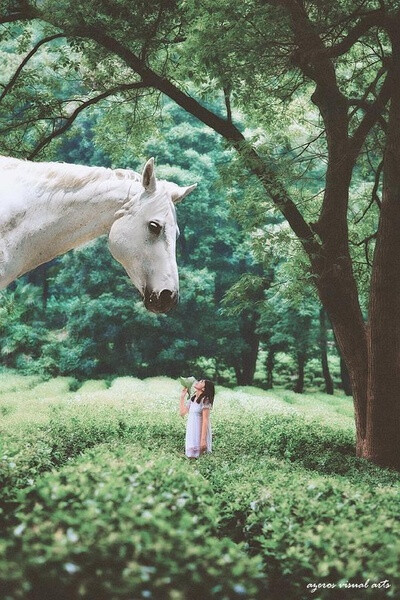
[
  {"xmin": 327, "ymin": 10, "xmax": 386, "ymax": 58},
  {"xmin": 0, "ymin": 34, "xmax": 65, "ymax": 103},
  {"xmin": 349, "ymin": 98, "xmax": 387, "ymax": 132},
  {"xmin": 277, "ymin": 0, "xmax": 356, "ymax": 249},
  {"xmin": 0, "ymin": 0, "xmax": 37, "ymax": 24},
  {"xmin": 69, "ymin": 25, "xmax": 320, "ymax": 256},
  {"xmin": 28, "ymin": 81, "xmax": 149, "ymax": 159},
  {"xmin": 282, "ymin": 0, "xmax": 343, "ymax": 93},
  {"xmin": 350, "ymin": 231, "xmax": 377, "ymax": 268},
  {"xmin": 223, "ymin": 86, "xmax": 232, "ymax": 123},
  {"xmin": 350, "ymin": 71, "xmax": 392, "ymax": 156},
  {"xmin": 354, "ymin": 160, "xmax": 382, "ymax": 225},
  {"xmin": 348, "ymin": 64, "xmax": 388, "ymax": 125},
  {"xmin": 139, "ymin": 3, "xmax": 166, "ymax": 62}
]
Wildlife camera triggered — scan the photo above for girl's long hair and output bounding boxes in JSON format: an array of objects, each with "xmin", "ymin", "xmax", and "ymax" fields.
[{"xmin": 192, "ymin": 379, "xmax": 215, "ymax": 406}]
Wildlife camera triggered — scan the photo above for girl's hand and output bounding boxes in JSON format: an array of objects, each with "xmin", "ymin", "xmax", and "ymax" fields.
[
  {"xmin": 200, "ymin": 443, "xmax": 207, "ymax": 454},
  {"xmin": 180, "ymin": 387, "xmax": 188, "ymax": 399}
]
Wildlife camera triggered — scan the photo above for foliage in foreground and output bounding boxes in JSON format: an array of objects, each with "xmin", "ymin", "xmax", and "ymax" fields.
[
  {"xmin": 0, "ymin": 373, "xmax": 399, "ymax": 599},
  {"xmin": 2, "ymin": 445, "xmax": 263, "ymax": 600}
]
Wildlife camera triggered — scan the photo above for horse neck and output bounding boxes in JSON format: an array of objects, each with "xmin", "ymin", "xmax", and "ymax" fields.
[
  {"xmin": 33, "ymin": 163, "xmax": 141, "ymax": 240},
  {"xmin": 1, "ymin": 159, "xmax": 141, "ymax": 283},
  {"xmin": 40, "ymin": 181, "xmax": 137, "ymax": 246}
]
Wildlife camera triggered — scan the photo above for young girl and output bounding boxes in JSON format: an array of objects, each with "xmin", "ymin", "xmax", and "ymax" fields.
[{"xmin": 179, "ymin": 379, "xmax": 215, "ymax": 458}]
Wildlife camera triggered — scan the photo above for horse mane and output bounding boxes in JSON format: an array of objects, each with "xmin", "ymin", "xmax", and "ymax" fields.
[
  {"xmin": 0, "ymin": 155, "xmax": 176, "ymax": 225},
  {"xmin": 0, "ymin": 155, "xmax": 141, "ymax": 192}
]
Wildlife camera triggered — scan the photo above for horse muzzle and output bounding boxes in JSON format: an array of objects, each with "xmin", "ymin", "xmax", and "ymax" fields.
[{"xmin": 144, "ymin": 288, "xmax": 178, "ymax": 314}]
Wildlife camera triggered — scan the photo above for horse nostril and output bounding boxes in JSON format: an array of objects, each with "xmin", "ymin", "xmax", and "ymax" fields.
[
  {"xmin": 158, "ymin": 289, "xmax": 178, "ymax": 312},
  {"xmin": 159, "ymin": 289, "xmax": 173, "ymax": 303},
  {"xmin": 144, "ymin": 289, "xmax": 178, "ymax": 313}
]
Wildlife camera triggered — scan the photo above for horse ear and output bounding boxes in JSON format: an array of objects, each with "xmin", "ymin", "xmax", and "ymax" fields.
[
  {"xmin": 142, "ymin": 157, "xmax": 156, "ymax": 192},
  {"xmin": 170, "ymin": 183, "xmax": 197, "ymax": 204}
]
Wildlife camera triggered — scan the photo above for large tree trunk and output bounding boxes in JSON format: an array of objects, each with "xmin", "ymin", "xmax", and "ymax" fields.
[
  {"xmin": 314, "ymin": 256, "xmax": 369, "ymax": 456},
  {"xmin": 293, "ymin": 352, "xmax": 306, "ymax": 394},
  {"xmin": 331, "ymin": 308, "xmax": 353, "ymax": 395},
  {"xmin": 313, "ymin": 29, "xmax": 400, "ymax": 470},
  {"xmin": 340, "ymin": 357, "xmax": 352, "ymax": 396},
  {"xmin": 235, "ymin": 339, "xmax": 260, "ymax": 385},
  {"xmin": 234, "ymin": 311, "xmax": 260, "ymax": 385},
  {"xmin": 319, "ymin": 307, "xmax": 334, "ymax": 395},
  {"xmin": 364, "ymin": 32, "xmax": 400, "ymax": 470},
  {"xmin": 265, "ymin": 346, "xmax": 276, "ymax": 389}
]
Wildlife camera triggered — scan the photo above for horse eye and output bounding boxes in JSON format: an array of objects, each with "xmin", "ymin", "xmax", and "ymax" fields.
[{"xmin": 148, "ymin": 221, "xmax": 162, "ymax": 235}]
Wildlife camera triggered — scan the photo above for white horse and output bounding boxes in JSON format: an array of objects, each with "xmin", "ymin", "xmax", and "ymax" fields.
[{"xmin": 0, "ymin": 156, "xmax": 196, "ymax": 313}]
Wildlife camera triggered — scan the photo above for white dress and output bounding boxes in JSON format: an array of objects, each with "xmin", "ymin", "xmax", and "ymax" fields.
[{"xmin": 185, "ymin": 397, "xmax": 212, "ymax": 458}]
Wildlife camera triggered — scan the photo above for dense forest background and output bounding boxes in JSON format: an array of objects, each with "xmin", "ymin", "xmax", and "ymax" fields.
[
  {"xmin": 0, "ymin": 14, "xmax": 368, "ymax": 394},
  {"xmin": 0, "ymin": 95, "xmax": 344, "ymax": 392}
]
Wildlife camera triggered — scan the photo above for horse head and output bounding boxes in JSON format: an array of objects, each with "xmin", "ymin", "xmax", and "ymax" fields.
[{"xmin": 108, "ymin": 158, "xmax": 196, "ymax": 314}]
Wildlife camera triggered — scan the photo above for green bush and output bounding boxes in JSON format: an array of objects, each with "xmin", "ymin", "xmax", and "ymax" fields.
[
  {"xmin": 44, "ymin": 405, "xmax": 185, "ymax": 462},
  {"xmin": 243, "ymin": 475, "xmax": 399, "ymax": 599},
  {"xmin": 195, "ymin": 454, "xmax": 400, "ymax": 599},
  {"xmin": 1, "ymin": 444, "xmax": 265, "ymax": 600},
  {"xmin": 215, "ymin": 414, "xmax": 356, "ymax": 476},
  {"xmin": 0, "ymin": 402, "xmax": 184, "ymax": 515},
  {"xmin": 1, "ymin": 373, "xmax": 399, "ymax": 600}
]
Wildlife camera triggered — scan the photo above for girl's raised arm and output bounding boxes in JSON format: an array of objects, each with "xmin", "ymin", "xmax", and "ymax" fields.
[{"xmin": 179, "ymin": 388, "xmax": 190, "ymax": 416}]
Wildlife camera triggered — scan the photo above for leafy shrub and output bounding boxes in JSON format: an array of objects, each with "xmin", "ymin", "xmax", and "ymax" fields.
[
  {"xmin": 0, "ymin": 371, "xmax": 42, "ymax": 393},
  {"xmin": 215, "ymin": 413, "xmax": 356, "ymax": 476},
  {"xmin": 1, "ymin": 444, "xmax": 265, "ymax": 600},
  {"xmin": 243, "ymin": 475, "xmax": 400, "ymax": 599},
  {"xmin": 1, "ymin": 373, "xmax": 400, "ymax": 600},
  {"xmin": 0, "ymin": 402, "xmax": 183, "ymax": 513},
  {"xmin": 259, "ymin": 415, "xmax": 354, "ymax": 469},
  {"xmin": 195, "ymin": 455, "xmax": 400, "ymax": 599},
  {"xmin": 44, "ymin": 404, "xmax": 185, "ymax": 463}
]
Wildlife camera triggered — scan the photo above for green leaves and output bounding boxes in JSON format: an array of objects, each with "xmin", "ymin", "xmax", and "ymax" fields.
[
  {"xmin": 4, "ymin": 443, "xmax": 264, "ymax": 599},
  {"xmin": 1, "ymin": 373, "xmax": 400, "ymax": 598}
]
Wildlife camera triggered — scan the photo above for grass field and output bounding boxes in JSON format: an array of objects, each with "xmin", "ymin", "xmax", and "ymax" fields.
[{"xmin": 0, "ymin": 372, "xmax": 399, "ymax": 600}]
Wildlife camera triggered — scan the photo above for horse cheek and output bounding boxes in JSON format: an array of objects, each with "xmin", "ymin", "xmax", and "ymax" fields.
[{"xmin": 109, "ymin": 220, "xmax": 147, "ymax": 291}]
